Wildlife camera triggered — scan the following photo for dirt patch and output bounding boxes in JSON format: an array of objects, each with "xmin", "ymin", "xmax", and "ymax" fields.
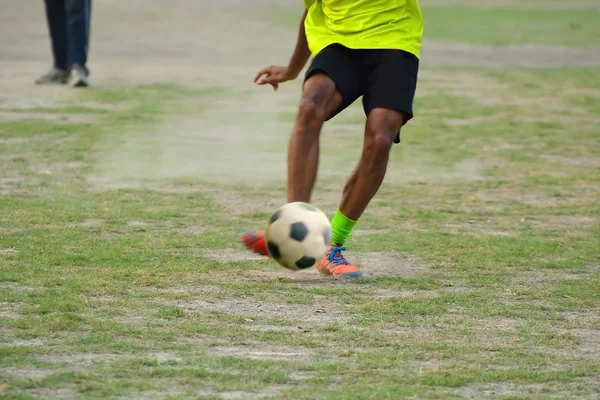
[
  {"xmin": 470, "ymin": 188, "xmax": 590, "ymax": 209},
  {"xmin": 37, "ymin": 353, "xmax": 126, "ymax": 365},
  {"xmin": 371, "ymin": 289, "xmax": 439, "ymax": 299},
  {"xmin": 127, "ymin": 220, "xmax": 149, "ymax": 227},
  {"xmin": 530, "ymin": 216, "xmax": 597, "ymax": 231},
  {"xmin": 38, "ymin": 351, "xmax": 182, "ymax": 366},
  {"xmin": 351, "ymin": 252, "xmax": 432, "ymax": 278},
  {"xmin": 87, "ymin": 177, "xmax": 208, "ymax": 194},
  {"xmin": 114, "ymin": 315, "xmax": 148, "ymax": 325},
  {"xmin": 510, "ymin": 268, "xmax": 590, "ymax": 287},
  {"xmin": 177, "ymin": 225, "xmax": 206, "ymax": 235},
  {"xmin": 148, "ymin": 284, "xmax": 221, "ymax": 296},
  {"xmin": 0, "ymin": 248, "xmax": 19, "ymax": 255},
  {"xmin": 570, "ymin": 328, "xmax": 600, "ymax": 360},
  {"xmin": 450, "ymin": 376, "xmax": 600, "ymax": 399},
  {"xmin": 209, "ymin": 344, "xmax": 312, "ymax": 361},
  {"xmin": 0, "ymin": 282, "xmax": 37, "ymax": 294},
  {"xmin": 384, "ymin": 155, "xmax": 503, "ymax": 185},
  {"xmin": 128, "ymin": 388, "xmax": 189, "ymax": 400},
  {"xmin": 178, "ymin": 296, "xmax": 349, "ymax": 327},
  {"xmin": 30, "ymin": 162, "xmax": 87, "ymax": 176},
  {"xmin": 0, "ymin": 111, "xmax": 98, "ymax": 124},
  {"xmin": 68, "ymin": 219, "xmax": 103, "ymax": 228},
  {"xmin": 471, "ymin": 317, "xmax": 521, "ymax": 346},
  {"xmin": 444, "ymin": 221, "xmax": 515, "ymax": 237},
  {"xmin": 539, "ymin": 154, "xmax": 600, "ymax": 168},
  {"xmin": 0, "ymin": 138, "xmax": 31, "ymax": 145},
  {"xmin": 208, "ymin": 189, "xmax": 286, "ymax": 215},
  {"xmin": 1, "ymin": 367, "xmax": 56, "ymax": 381},
  {"xmin": 27, "ymin": 388, "xmax": 78, "ymax": 399},
  {"xmin": 217, "ymin": 385, "xmax": 294, "ymax": 399},
  {"xmin": 203, "ymin": 249, "xmax": 266, "ymax": 263},
  {"xmin": 0, "ymin": 302, "xmax": 20, "ymax": 318},
  {"xmin": 563, "ymin": 307, "xmax": 600, "ymax": 329},
  {"xmin": 0, "ymin": 178, "xmax": 24, "ymax": 195},
  {"xmin": 236, "ymin": 268, "xmax": 331, "ymax": 284},
  {"xmin": 11, "ymin": 338, "xmax": 46, "ymax": 347}
]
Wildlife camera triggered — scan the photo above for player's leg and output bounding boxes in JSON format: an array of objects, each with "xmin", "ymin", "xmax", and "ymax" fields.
[
  {"xmin": 338, "ymin": 107, "xmax": 405, "ymax": 220},
  {"xmin": 36, "ymin": 0, "xmax": 69, "ymax": 84},
  {"xmin": 241, "ymin": 84, "xmax": 343, "ymax": 257},
  {"xmin": 314, "ymin": 112, "xmax": 402, "ymax": 279},
  {"xmin": 242, "ymin": 44, "xmax": 363, "ymax": 258},
  {"xmin": 287, "ymin": 74, "xmax": 341, "ymax": 203},
  {"xmin": 288, "ymin": 44, "xmax": 363, "ymax": 202},
  {"xmin": 318, "ymin": 49, "xmax": 419, "ymax": 277},
  {"xmin": 64, "ymin": 0, "xmax": 92, "ymax": 87}
]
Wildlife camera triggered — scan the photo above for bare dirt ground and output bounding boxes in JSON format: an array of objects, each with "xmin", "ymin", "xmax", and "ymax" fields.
[{"xmin": 2, "ymin": 0, "xmax": 599, "ymax": 114}]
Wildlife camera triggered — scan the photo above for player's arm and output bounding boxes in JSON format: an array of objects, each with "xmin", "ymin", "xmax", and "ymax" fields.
[{"xmin": 254, "ymin": 9, "xmax": 310, "ymax": 91}]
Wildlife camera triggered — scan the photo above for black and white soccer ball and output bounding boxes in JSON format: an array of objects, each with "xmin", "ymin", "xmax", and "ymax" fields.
[{"xmin": 265, "ymin": 202, "xmax": 332, "ymax": 271}]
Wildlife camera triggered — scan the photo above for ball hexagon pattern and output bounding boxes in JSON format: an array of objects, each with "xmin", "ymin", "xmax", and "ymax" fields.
[{"xmin": 265, "ymin": 202, "xmax": 332, "ymax": 271}]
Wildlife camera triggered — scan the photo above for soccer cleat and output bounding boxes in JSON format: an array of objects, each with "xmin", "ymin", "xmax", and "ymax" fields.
[
  {"xmin": 35, "ymin": 67, "xmax": 69, "ymax": 85},
  {"xmin": 315, "ymin": 246, "xmax": 362, "ymax": 279},
  {"xmin": 240, "ymin": 230, "xmax": 270, "ymax": 257}
]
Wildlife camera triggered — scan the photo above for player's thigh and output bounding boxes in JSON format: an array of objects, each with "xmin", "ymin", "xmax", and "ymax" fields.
[
  {"xmin": 304, "ymin": 44, "xmax": 364, "ymax": 120},
  {"xmin": 362, "ymin": 49, "xmax": 419, "ymax": 143}
]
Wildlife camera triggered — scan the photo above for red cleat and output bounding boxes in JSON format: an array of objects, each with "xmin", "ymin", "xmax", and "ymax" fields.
[{"xmin": 240, "ymin": 230, "xmax": 270, "ymax": 257}]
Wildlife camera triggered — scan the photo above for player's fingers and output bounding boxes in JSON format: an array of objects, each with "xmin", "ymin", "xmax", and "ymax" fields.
[
  {"xmin": 254, "ymin": 67, "xmax": 273, "ymax": 83},
  {"xmin": 259, "ymin": 74, "xmax": 282, "ymax": 87},
  {"xmin": 255, "ymin": 74, "xmax": 269, "ymax": 85}
]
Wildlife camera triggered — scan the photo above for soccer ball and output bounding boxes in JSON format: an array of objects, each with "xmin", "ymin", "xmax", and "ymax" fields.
[{"xmin": 265, "ymin": 202, "xmax": 332, "ymax": 271}]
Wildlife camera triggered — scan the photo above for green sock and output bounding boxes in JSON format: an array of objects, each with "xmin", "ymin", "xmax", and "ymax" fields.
[{"xmin": 331, "ymin": 208, "xmax": 357, "ymax": 246}]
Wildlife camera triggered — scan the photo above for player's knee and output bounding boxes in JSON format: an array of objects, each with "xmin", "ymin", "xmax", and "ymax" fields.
[
  {"xmin": 298, "ymin": 75, "xmax": 335, "ymax": 123},
  {"xmin": 298, "ymin": 96, "xmax": 327, "ymax": 122},
  {"xmin": 364, "ymin": 109, "xmax": 403, "ymax": 157},
  {"xmin": 364, "ymin": 126, "xmax": 394, "ymax": 158}
]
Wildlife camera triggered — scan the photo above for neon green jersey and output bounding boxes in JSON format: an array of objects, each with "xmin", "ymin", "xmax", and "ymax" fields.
[{"xmin": 302, "ymin": 0, "xmax": 424, "ymax": 58}]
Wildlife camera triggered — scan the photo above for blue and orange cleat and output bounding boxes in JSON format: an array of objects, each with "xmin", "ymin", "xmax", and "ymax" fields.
[
  {"xmin": 240, "ymin": 230, "xmax": 270, "ymax": 257},
  {"xmin": 315, "ymin": 246, "xmax": 362, "ymax": 279}
]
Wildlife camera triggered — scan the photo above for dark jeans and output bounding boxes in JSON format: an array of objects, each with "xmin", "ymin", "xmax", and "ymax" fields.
[{"xmin": 43, "ymin": 0, "xmax": 92, "ymax": 71}]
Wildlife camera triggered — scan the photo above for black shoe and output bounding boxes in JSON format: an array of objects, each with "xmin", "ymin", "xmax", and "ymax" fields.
[
  {"xmin": 35, "ymin": 67, "xmax": 69, "ymax": 85},
  {"xmin": 68, "ymin": 64, "xmax": 89, "ymax": 87}
]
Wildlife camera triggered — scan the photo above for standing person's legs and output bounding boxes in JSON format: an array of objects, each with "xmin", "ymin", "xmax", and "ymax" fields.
[
  {"xmin": 64, "ymin": 0, "xmax": 92, "ymax": 86},
  {"xmin": 36, "ymin": 0, "xmax": 69, "ymax": 84}
]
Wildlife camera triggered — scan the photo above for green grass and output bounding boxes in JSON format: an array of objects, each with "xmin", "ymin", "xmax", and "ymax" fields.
[
  {"xmin": 1, "ymin": 19, "xmax": 600, "ymax": 400},
  {"xmin": 421, "ymin": 6, "xmax": 600, "ymax": 47},
  {"xmin": 1, "ymin": 67, "xmax": 598, "ymax": 399}
]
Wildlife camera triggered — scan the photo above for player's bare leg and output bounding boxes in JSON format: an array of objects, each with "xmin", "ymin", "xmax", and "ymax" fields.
[
  {"xmin": 339, "ymin": 108, "xmax": 405, "ymax": 220},
  {"xmin": 241, "ymin": 73, "xmax": 342, "ymax": 257},
  {"xmin": 315, "ymin": 108, "xmax": 404, "ymax": 278},
  {"xmin": 287, "ymin": 73, "xmax": 342, "ymax": 203}
]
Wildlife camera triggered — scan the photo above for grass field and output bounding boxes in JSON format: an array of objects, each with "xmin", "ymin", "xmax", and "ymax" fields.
[{"xmin": 1, "ymin": 0, "xmax": 600, "ymax": 399}]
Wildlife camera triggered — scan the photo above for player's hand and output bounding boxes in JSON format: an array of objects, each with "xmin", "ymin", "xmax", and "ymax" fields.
[{"xmin": 254, "ymin": 66, "xmax": 294, "ymax": 91}]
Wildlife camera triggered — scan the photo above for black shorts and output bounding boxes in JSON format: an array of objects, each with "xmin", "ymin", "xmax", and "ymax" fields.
[{"xmin": 304, "ymin": 44, "xmax": 419, "ymax": 143}]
